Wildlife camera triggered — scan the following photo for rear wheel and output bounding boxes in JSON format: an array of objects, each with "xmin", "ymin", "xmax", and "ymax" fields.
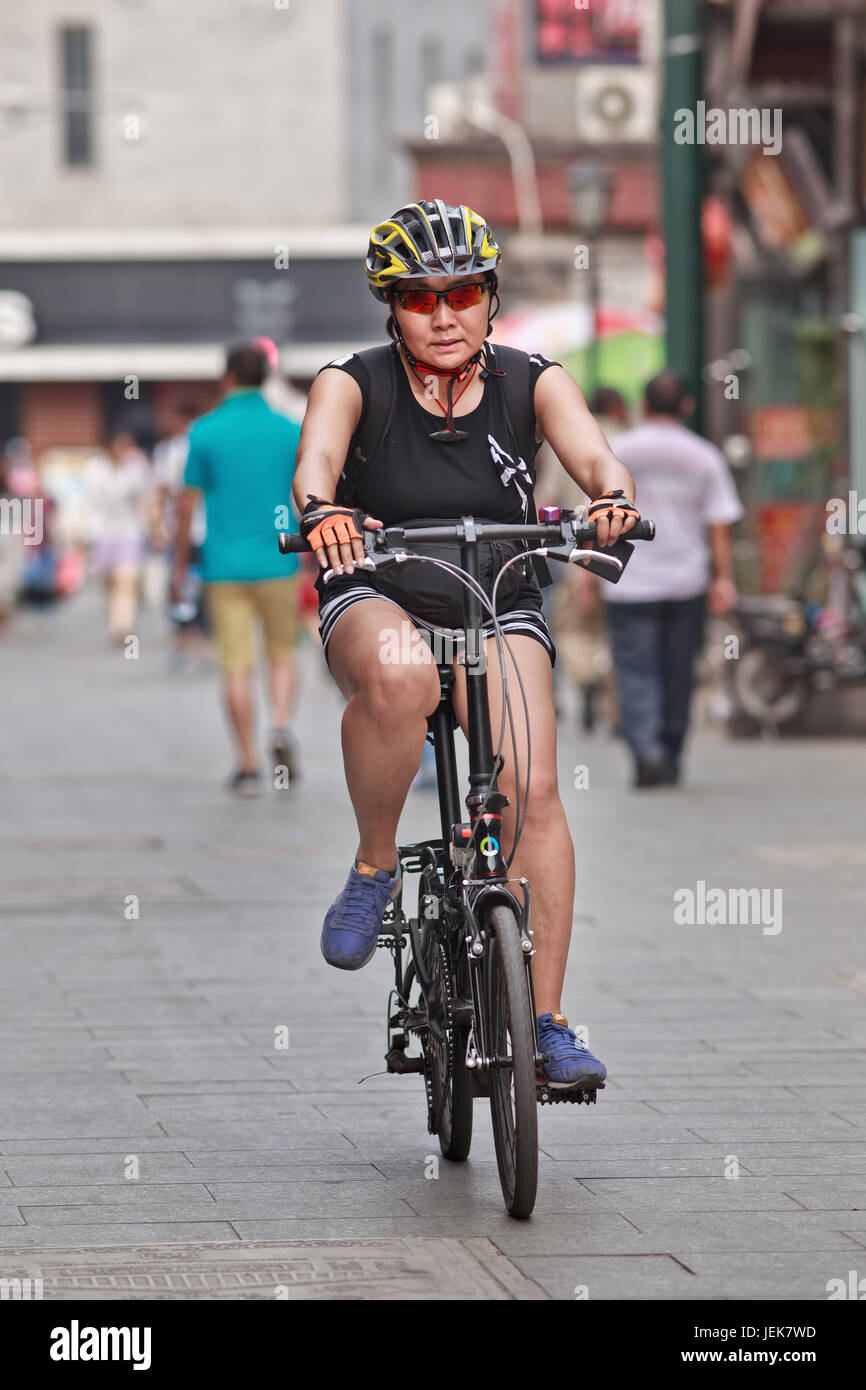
[
  {"xmin": 423, "ymin": 933, "xmax": 473, "ymax": 1160},
  {"xmin": 482, "ymin": 904, "xmax": 538, "ymax": 1218}
]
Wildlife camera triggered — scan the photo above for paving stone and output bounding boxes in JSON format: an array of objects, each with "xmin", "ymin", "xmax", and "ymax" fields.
[
  {"xmin": 7, "ymin": 1182, "xmax": 215, "ymax": 1206},
  {"xmin": 547, "ymin": 1157, "xmax": 751, "ymax": 1178},
  {"xmin": 177, "ymin": 1140, "xmax": 359, "ymax": 1163},
  {"xmin": 152, "ymin": 1121, "xmax": 350, "ymax": 1144},
  {"xmin": 18, "ymin": 1183, "xmax": 416, "ymax": 1225},
  {"xmin": 114, "ymin": 1063, "xmax": 295, "ymax": 1084},
  {"xmin": 781, "ymin": 1180, "xmax": 866, "ymax": 1210},
  {"xmin": 715, "ymin": 1151, "xmax": 866, "ymax": 1178},
  {"xmin": 2, "ymin": 1155, "xmax": 198, "ymax": 1185},
  {"xmin": 0, "ymin": 1223, "xmax": 239, "ymax": 1248},
  {"xmin": 0, "ymin": 1139, "xmax": 195, "ymax": 1156},
  {"xmin": 0, "ymin": 1116, "xmax": 168, "ymax": 1142},
  {"xmin": 667, "ymin": 1250, "xmax": 866, "ymax": 1300},
  {"xmin": 688, "ymin": 1121, "xmax": 860, "ymax": 1143},
  {"xmin": 643, "ymin": 1095, "xmax": 811, "ymax": 1115},
  {"xmin": 625, "ymin": 1213, "xmax": 865, "ymax": 1253},
  {"xmin": 228, "ymin": 1219, "xmax": 445, "ymax": 1240},
  {"xmin": 577, "ymin": 1177, "xmax": 802, "ymax": 1212},
  {"xmin": 506, "ymin": 1254, "xmax": 696, "ymax": 1301}
]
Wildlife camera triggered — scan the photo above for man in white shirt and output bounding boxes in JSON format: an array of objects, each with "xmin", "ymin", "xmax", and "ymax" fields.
[{"xmin": 605, "ymin": 370, "xmax": 743, "ymax": 786}]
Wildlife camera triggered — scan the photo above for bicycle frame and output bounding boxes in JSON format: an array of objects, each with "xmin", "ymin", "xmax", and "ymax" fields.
[{"xmin": 407, "ymin": 530, "xmax": 541, "ymax": 1080}]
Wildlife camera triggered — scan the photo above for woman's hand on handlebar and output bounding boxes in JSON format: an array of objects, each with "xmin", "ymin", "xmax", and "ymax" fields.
[
  {"xmin": 298, "ymin": 496, "xmax": 383, "ymax": 578},
  {"xmin": 584, "ymin": 490, "xmax": 640, "ymax": 548}
]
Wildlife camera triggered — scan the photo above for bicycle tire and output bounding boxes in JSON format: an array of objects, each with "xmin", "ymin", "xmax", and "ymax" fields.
[{"xmin": 482, "ymin": 903, "xmax": 538, "ymax": 1218}]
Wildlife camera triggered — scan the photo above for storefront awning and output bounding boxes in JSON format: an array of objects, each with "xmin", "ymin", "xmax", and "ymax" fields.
[{"xmin": 0, "ymin": 341, "xmax": 375, "ymax": 382}]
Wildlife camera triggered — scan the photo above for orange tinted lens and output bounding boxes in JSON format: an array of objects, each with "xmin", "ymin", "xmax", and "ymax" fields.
[
  {"xmin": 446, "ymin": 284, "xmax": 485, "ymax": 310},
  {"xmin": 397, "ymin": 290, "xmax": 437, "ymax": 314}
]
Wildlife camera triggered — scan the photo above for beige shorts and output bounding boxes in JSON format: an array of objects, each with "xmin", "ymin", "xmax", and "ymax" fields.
[{"xmin": 206, "ymin": 576, "xmax": 300, "ymax": 672}]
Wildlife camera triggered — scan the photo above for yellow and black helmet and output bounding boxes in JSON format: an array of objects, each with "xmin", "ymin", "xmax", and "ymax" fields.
[{"xmin": 365, "ymin": 198, "xmax": 502, "ymax": 302}]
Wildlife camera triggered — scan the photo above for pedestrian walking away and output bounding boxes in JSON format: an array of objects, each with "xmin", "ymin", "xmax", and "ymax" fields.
[
  {"xmin": 84, "ymin": 432, "xmax": 152, "ymax": 643},
  {"xmin": 172, "ymin": 341, "xmax": 303, "ymax": 794},
  {"xmin": 603, "ymin": 369, "xmax": 743, "ymax": 787}
]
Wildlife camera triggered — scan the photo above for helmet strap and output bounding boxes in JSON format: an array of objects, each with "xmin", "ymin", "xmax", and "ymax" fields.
[
  {"xmin": 486, "ymin": 273, "xmax": 501, "ymax": 336},
  {"xmin": 389, "ymin": 273, "xmax": 505, "ymax": 442},
  {"xmin": 394, "ymin": 328, "xmax": 486, "ymax": 443}
]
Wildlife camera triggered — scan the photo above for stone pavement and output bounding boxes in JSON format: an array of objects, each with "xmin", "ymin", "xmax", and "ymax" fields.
[{"xmin": 1, "ymin": 587, "xmax": 865, "ymax": 1301}]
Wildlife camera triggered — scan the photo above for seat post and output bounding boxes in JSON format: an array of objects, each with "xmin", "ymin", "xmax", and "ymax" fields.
[{"xmin": 429, "ymin": 663, "xmax": 460, "ymax": 848}]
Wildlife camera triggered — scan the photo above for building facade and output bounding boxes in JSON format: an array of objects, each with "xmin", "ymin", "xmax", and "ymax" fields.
[
  {"xmin": 0, "ymin": 0, "xmax": 353, "ymax": 450},
  {"xmin": 699, "ymin": 0, "xmax": 866, "ymax": 595},
  {"xmin": 0, "ymin": 0, "xmax": 505, "ymax": 452}
]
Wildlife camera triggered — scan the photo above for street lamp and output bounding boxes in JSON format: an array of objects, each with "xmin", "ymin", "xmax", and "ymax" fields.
[{"xmin": 568, "ymin": 160, "xmax": 613, "ymax": 399}]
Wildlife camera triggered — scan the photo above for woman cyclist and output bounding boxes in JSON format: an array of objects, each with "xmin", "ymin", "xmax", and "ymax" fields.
[{"xmin": 293, "ymin": 200, "xmax": 639, "ymax": 1090}]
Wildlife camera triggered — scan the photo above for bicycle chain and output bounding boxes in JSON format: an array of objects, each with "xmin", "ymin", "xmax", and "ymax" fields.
[{"xmin": 422, "ymin": 940, "xmax": 456, "ymax": 1134}]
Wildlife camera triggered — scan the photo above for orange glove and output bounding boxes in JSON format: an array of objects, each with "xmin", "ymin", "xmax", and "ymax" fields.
[
  {"xmin": 299, "ymin": 496, "xmax": 368, "ymax": 553},
  {"xmin": 585, "ymin": 489, "xmax": 640, "ymax": 525}
]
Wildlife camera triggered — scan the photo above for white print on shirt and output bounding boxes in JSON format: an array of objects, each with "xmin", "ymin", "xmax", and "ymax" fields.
[
  {"xmin": 488, "ymin": 433, "xmax": 532, "ymax": 504},
  {"xmin": 329, "ymin": 352, "xmax": 357, "ymax": 367}
]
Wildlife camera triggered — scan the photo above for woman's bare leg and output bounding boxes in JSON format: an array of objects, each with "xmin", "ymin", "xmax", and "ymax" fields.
[{"xmin": 326, "ymin": 601, "xmax": 442, "ymax": 872}]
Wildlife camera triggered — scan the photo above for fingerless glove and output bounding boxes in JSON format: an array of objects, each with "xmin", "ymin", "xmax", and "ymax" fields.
[
  {"xmin": 585, "ymin": 489, "xmax": 640, "ymax": 524},
  {"xmin": 299, "ymin": 495, "xmax": 369, "ymax": 553}
]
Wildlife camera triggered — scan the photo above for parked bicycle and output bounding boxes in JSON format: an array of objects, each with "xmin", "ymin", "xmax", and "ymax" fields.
[
  {"xmin": 729, "ymin": 547, "xmax": 866, "ymax": 732},
  {"xmin": 280, "ymin": 508, "xmax": 654, "ymax": 1217}
]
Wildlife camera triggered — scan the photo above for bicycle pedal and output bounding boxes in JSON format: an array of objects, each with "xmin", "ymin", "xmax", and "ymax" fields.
[{"xmin": 536, "ymin": 1082, "xmax": 603, "ymax": 1105}]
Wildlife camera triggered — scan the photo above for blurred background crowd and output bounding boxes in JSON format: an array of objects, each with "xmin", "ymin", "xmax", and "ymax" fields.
[{"xmin": 2, "ymin": 0, "xmax": 866, "ymax": 744}]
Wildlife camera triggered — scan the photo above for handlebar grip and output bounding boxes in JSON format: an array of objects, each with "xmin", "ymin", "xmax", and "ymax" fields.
[
  {"xmin": 629, "ymin": 519, "xmax": 655, "ymax": 542},
  {"xmin": 278, "ymin": 532, "xmax": 309, "ymax": 554}
]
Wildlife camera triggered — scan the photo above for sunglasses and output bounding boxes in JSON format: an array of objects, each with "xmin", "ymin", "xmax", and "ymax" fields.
[{"xmin": 391, "ymin": 283, "xmax": 489, "ymax": 315}]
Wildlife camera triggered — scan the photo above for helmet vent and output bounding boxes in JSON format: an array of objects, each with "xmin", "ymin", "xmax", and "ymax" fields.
[{"xmin": 365, "ymin": 200, "xmax": 501, "ymax": 299}]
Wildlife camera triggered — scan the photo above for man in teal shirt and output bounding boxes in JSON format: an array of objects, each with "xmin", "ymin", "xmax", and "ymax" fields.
[{"xmin": 173, "ymin": 341, "xmax": 302, "ymax": 793}]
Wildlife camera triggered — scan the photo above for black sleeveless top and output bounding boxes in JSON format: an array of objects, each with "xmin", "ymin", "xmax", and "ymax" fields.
[{"xmin": 318, "ymin": 343, "xmax": 560, "ymax": 526}]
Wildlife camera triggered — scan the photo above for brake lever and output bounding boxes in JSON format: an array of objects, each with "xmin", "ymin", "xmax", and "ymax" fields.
[
  {"xmin": 541, "ymin": 528, "xmax": 635, "ymax": 584},
  {"xmin": 537, "ymin": 544, "xmax": 623, "ymax": 574},
  {"xmin": 320, "ymin": 536, "xmax": 401, "ymax": 584}
]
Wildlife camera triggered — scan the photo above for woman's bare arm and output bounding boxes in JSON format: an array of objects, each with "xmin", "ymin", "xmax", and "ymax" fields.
[
  {"xmin": 293, "ymin": 368, "xmax": 382, "ymax": 576},
  {"xmin": 534, "ymin": 366, "xmax": 636, "ymax": 546}
]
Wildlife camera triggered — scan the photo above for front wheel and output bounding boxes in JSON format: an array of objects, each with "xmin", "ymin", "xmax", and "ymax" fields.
[{"xmin": 482, "ymin": 904, "xmax": 538, "ymax": 1218}]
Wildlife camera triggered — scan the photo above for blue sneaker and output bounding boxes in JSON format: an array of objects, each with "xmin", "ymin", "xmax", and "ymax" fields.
[
  {"xmin": 536, "ymin": 1013, "xmax": 607, "ymax": 1090},
  {"xmin": 321, "ymin": 855, "xmax": 402, "ymax": 970}
]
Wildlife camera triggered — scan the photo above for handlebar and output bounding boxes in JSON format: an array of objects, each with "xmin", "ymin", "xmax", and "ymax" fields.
[{"xmin": 278, "ymin": 514, "xmax": 655, "ymax": 555}]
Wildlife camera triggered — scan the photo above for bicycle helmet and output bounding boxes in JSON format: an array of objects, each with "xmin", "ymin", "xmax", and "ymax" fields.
[
  {"xmin": 365, "ymin": 199, "xmax": 504, "ymax": 443},
  {"xmin": 365, "ymin": 198, "xmax": 502, "ymax": 302}
]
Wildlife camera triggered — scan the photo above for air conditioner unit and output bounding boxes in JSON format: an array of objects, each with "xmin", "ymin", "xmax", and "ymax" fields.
[
  {"xmin": 426, "ymin": 77, "xmax": 495, "ymax": 142},
  {"xmin": 575, "ymin": 66, "xmax": 656, "ymax": 145}
]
